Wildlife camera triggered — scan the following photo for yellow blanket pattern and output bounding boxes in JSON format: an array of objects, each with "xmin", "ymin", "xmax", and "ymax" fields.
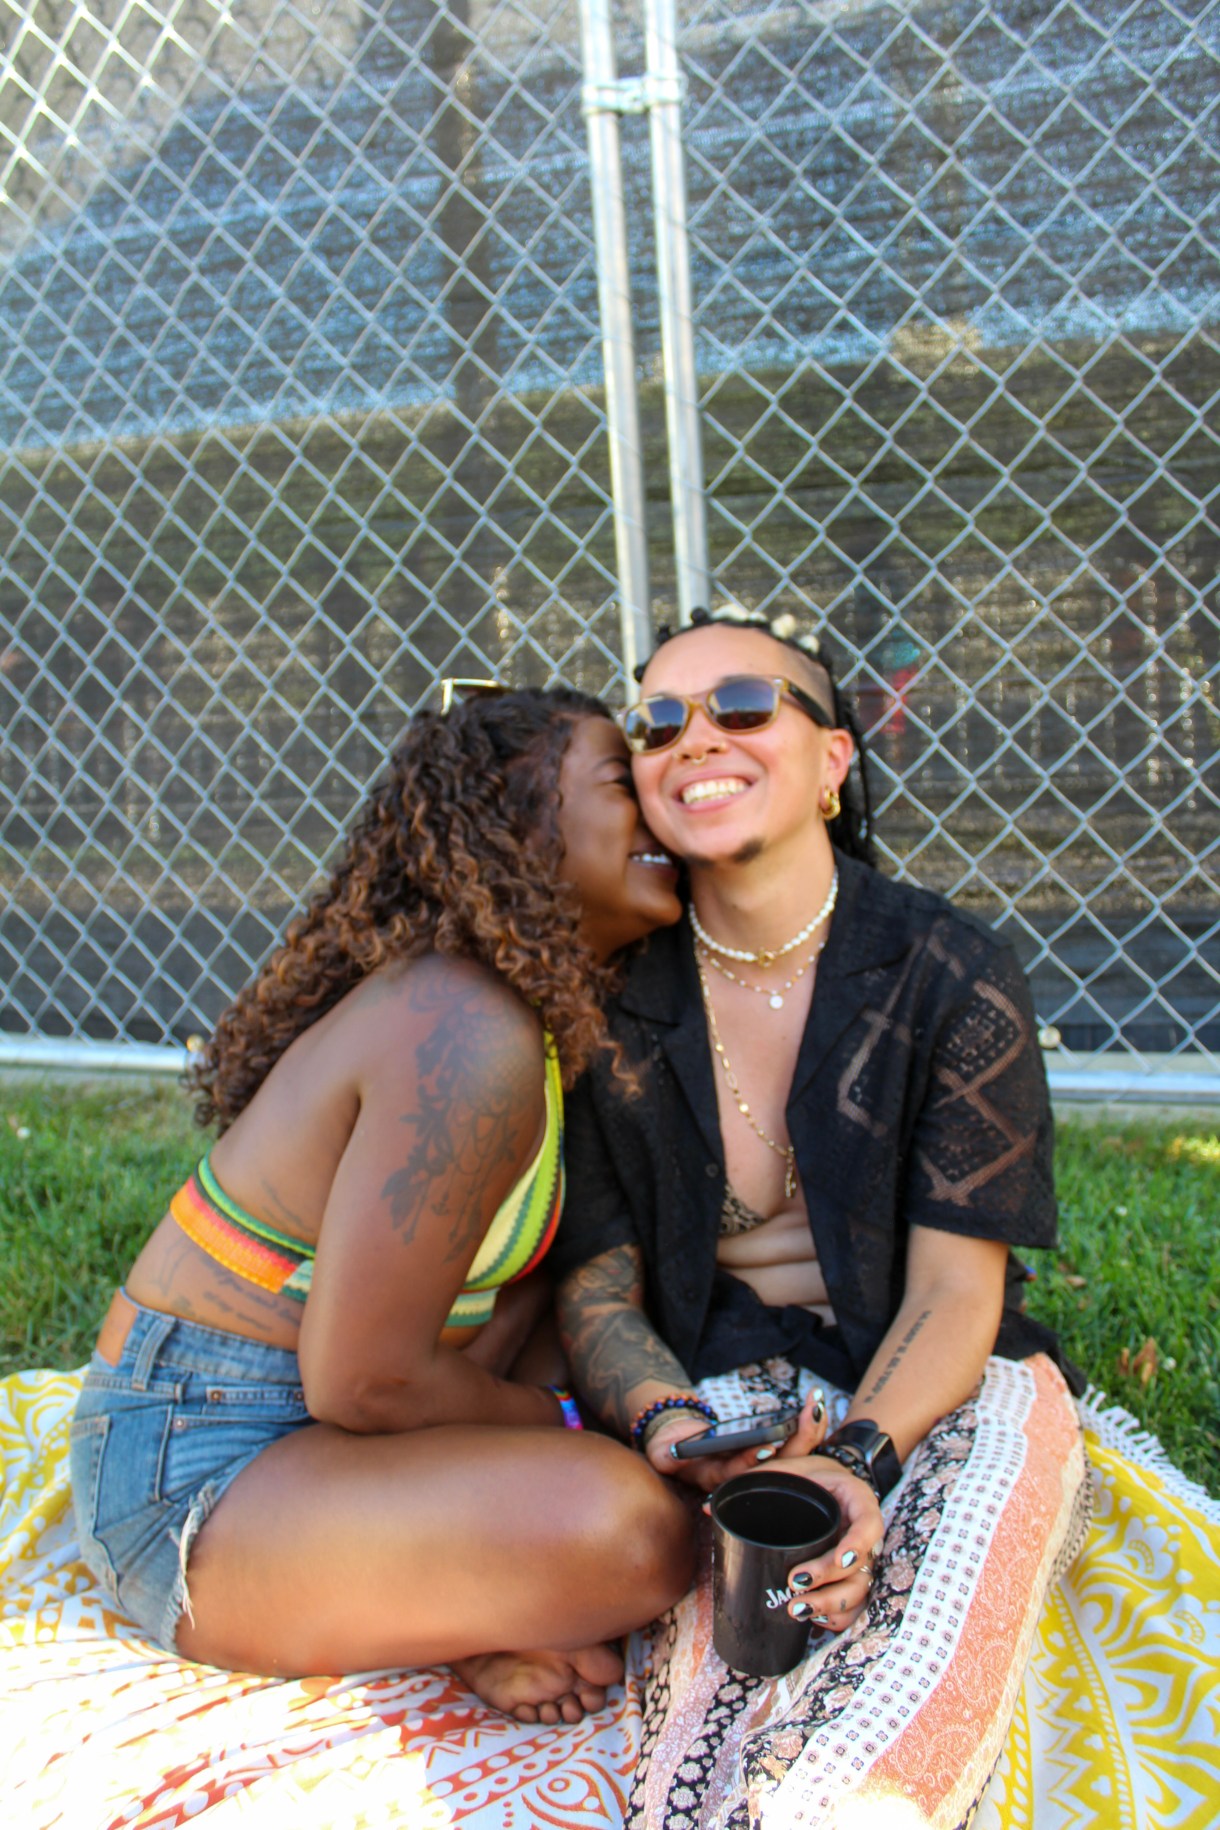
[{"xmin": 2, "ymin": 1369, "xmax": 1217, "ymax": 1828}]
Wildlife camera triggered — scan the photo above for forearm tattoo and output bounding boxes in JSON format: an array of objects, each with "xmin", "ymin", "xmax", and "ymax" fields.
[
  {"xmin": 380, "ymin": 985, "xmax": 536, "ymax": 1266},
  {"xmin": 556, "ymin": 1243, "xmax": 693, "ymax": 1431},
  {"xmin": 857, "ymin": 1308, "xmax": 933, "ymax": 1406}
]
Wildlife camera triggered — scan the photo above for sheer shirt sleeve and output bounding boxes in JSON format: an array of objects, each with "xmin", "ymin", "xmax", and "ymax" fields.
[{"xmin": 900, "ymin": 925, "xmax": 1057, "ymax": 1247}]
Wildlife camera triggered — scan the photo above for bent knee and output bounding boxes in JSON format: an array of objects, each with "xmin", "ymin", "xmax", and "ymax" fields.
[{"xmin": 571, "ymin": 1441, "xmax": 694, "ymax": 1615}]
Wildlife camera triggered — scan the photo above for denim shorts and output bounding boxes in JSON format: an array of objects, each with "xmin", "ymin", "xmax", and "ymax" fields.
[{"xmin": 69, "ymin": 1294, "xmax": 311, "ymax": 1651}]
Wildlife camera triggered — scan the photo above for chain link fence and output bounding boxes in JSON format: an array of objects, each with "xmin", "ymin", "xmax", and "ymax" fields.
[
  {"xmin": 653, "ymin": 0, "xmax": 1220, "ymax": 1061},
  {"xmin": 1, "ymin": 0, "xmax": 1217, "ymax": 1068}
]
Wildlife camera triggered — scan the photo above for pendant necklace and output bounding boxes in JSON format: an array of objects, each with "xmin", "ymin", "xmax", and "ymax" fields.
[
  {"xmin": 695, "ymin": 949, "xmax": 798, "ymax": 1199},
  {"xmin": 689, "ymin": 867, "xmax": 838, "ymax": 968},
  {"xmin": 697, "ymin": 935, "xmax": 827, "ymax": 1011}
]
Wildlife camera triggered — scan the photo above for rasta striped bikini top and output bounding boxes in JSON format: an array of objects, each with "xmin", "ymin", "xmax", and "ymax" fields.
[{"xmin": 169, "ymin": 1044, "xmax": 565, "ymax": 1330}]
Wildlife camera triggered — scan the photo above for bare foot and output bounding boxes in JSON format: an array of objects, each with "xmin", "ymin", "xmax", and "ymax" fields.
[{"xmin": 452, "ymin": 1640, "xmax": 624, "ymax": 1725}]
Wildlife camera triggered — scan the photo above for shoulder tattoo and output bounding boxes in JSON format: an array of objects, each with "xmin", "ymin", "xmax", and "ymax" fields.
[{"xmin": 380, "ymin": 982, "xmax": 540, "ymax": 1266}]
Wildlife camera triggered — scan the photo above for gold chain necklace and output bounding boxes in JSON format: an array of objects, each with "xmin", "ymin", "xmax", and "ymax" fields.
[
  {"xmin": 695, "ymin": 949, "xmax": 798, "ymax": 1199},
  {"xmin": 697, "ymin": 936, "xmax": 827, "ymax": 1011}
]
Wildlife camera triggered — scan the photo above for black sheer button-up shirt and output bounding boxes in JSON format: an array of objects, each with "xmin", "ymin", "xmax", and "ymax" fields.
[{"xmin": 553, "ymin": 852, "xmax": 1078, "ymax": 1393}]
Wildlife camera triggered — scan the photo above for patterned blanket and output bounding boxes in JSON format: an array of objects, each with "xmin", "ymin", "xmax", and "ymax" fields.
[{"xmin": 3, "ymin": 1368, "xmax": 1217, "ymax": 1828}]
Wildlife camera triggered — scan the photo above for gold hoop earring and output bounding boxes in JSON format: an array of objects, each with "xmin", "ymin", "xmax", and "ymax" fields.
[{"xmin": 820, "ymin": 785, "xmax": 841, "ymax": 822}]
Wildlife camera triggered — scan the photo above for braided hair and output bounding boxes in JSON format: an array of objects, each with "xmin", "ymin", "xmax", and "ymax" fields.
[{"xmin": 636, "ymin": 604, "xmax": 877, "ymax": 866}]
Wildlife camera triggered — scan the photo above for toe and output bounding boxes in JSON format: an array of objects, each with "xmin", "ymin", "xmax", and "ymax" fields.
[{"xmin": 569, "ymin": 1640, "xmax": 625, "ymax": 1688}]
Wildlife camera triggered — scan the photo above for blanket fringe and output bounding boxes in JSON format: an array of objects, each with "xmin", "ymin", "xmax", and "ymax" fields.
[{"xmin": 1076, "ymin": 1385, "xmax": 1220, "ymax": 1523}]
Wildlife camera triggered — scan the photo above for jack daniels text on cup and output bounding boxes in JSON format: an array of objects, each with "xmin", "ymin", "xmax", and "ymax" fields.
[{"xmin": 764, "ymin": 1586, "xmax": 794, "ymax": 1610}]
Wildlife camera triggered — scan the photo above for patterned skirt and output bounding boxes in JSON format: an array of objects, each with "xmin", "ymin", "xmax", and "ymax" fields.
[{"xmin": 629, "ymin": 1352, "xmax": 1091, "ymax": 1830}]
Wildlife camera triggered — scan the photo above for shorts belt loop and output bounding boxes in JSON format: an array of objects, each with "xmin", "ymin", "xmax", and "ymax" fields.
[{"xmin": 131, "ymin": 1310, "xmax": 176, "ymax": 1391}]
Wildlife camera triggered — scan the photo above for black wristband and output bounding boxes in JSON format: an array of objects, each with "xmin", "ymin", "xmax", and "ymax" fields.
[{"xmin": 825, "ymin": 1420, "xmax": 903, "ymax": 1499}]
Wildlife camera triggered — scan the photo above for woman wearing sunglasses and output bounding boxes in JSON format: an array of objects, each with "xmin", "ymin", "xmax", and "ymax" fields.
[
  {"xmin": 69, "ymin": 686, "xmax": 693, "ymax": 1723},
  {"xmin": 554, "ymin": 608, "xmax": 1089, "ymax": 1822}
]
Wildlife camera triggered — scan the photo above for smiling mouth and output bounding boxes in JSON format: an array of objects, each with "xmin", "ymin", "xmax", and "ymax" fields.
[{"xmin": 679, "ymin": 777, "xmax": 749, "ymax": 807}]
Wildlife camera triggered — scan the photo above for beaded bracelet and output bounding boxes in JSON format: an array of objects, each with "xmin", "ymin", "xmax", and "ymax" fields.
[
  {"xmin": 629, "ymin": 1394, "xmax": 716, "ymax": 1451},
  {"xmin": 548, "ymin": 1385, "xmax": 584, "ymax": 1431}
]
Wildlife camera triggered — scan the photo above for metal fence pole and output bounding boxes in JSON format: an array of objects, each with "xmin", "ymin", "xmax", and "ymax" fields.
[
  {"xmin": 643, "ymin": 0, "xmax": 710, "ymax": 623},
  {"xmin": 580, "ymin": 0, "xmax": 653, "ymax": 694}
]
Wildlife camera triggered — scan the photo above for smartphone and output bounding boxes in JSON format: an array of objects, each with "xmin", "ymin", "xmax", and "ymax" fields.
[{"xmin": 668, "ymin": 1404, "xmax": 800, "ymax": 1460}]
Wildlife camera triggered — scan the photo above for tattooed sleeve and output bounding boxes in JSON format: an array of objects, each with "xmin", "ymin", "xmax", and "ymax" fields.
[{"xmin": 556, "ymin": 1244, "xmax": 694, "ymax": 1432}]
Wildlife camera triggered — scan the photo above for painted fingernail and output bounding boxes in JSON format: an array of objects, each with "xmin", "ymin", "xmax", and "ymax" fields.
[
  {"xmin": 809, "ymin": 1614, "xmax": 828, "ymax": 1626},
  {"xmin": 755, "ymin": 1444, "xmax": 779, "ymax": 1462},
  {"xmin": 811, "ymin": 1400, "xmax": 825, "ymax": 1423},
  {"xmin": 840, "ymin": 1549, "xmax": 858, "ymax": 1569},
  {"xmin": 790, "ymin": 1601, "xmax": 813, "ymax": 1621},
  {"xmin": 791, "ymin": 1570, "xmax": 814, "ymax": 1590}
]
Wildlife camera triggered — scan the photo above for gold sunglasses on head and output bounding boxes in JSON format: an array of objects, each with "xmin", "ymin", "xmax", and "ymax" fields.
[{"xmin": 437, "ymin": 677, "xmax": 505, "ymax": 713}]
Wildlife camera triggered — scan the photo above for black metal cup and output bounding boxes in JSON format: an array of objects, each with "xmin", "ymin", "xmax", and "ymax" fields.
[{"xmin": 710, "ymin": 1470, "xmax": 842, "ymax": 1676}]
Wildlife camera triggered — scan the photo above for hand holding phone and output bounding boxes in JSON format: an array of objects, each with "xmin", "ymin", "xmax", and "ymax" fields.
[{"xmin": 668, "ymin": 1404, "xmax": 800, "ymax": 1460}]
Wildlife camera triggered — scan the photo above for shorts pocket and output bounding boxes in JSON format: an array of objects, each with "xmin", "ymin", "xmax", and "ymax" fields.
[
  {"xmin": 68, "ymin": 1412, "xmax": 120, "ymax": 1595},
  {"xmin": 160, "ymin": 1404, "xmax": 308, "ymax": 1503}
]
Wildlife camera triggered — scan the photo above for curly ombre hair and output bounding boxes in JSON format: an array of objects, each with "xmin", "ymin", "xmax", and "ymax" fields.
[{"xmin": 191, "ymin": 687, "xmax": 621, "ymax": 1132}]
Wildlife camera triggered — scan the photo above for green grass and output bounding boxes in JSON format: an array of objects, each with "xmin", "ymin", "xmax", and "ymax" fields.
[
  {"xmin": 0, "ymin": 1081, "xmax": 202, "ymax": 1375},
  {"xmin": 1, "ymin": 1082, "xmax": 1216, "ymax": 1495},
  {"xmin": 1025, "ymin": 1118, "xmax": 1219, "ymax": 1494}
]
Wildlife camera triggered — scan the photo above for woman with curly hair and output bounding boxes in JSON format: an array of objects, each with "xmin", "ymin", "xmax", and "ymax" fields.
[{"xmin": 69, "ymin": 687, "xmax": 692, "ymax": 1723}]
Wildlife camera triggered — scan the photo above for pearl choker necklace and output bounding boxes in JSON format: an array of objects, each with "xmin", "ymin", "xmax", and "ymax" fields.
[{"xmin": 689, "ymin": 868, "xmax": 839, "ymax": 968}]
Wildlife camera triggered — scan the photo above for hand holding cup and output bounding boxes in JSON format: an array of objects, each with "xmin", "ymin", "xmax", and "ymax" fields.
[
  {"xmin": 780, "ymin": 1457, "xmax": 885, "ymax": 1635},
  {"xmin": 709, "ymin": 1470, "xmax": 842, "ymax": 1676}
]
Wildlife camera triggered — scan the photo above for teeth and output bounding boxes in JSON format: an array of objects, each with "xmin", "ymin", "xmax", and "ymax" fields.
[{"xmin": 681, "ymin": 777, "xmax": 747, "ymax": 806}]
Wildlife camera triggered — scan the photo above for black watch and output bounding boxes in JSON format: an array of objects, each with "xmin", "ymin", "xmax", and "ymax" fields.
[{"xmin": 824, "ymin": 1420, "xmax": 903, "ymax": 1499}]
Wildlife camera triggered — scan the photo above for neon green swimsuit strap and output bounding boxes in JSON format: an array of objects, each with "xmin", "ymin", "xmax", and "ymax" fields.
[{"xmin": 445, "ymin": 1041, "xmax": 565, "ymax": 1328}]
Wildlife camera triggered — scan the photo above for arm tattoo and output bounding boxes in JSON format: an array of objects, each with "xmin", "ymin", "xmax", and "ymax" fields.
[
  {"xmin": 556, "ymin": 1244, "xmax": 693, "ymax": 1431},
  {"xmin": 380, "ymin": 988, "xmax": 536, "ymax": 1267},
  {"xmin": 857, "ymin": 1308, "xmax": 933, "ymax": 1405}
]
